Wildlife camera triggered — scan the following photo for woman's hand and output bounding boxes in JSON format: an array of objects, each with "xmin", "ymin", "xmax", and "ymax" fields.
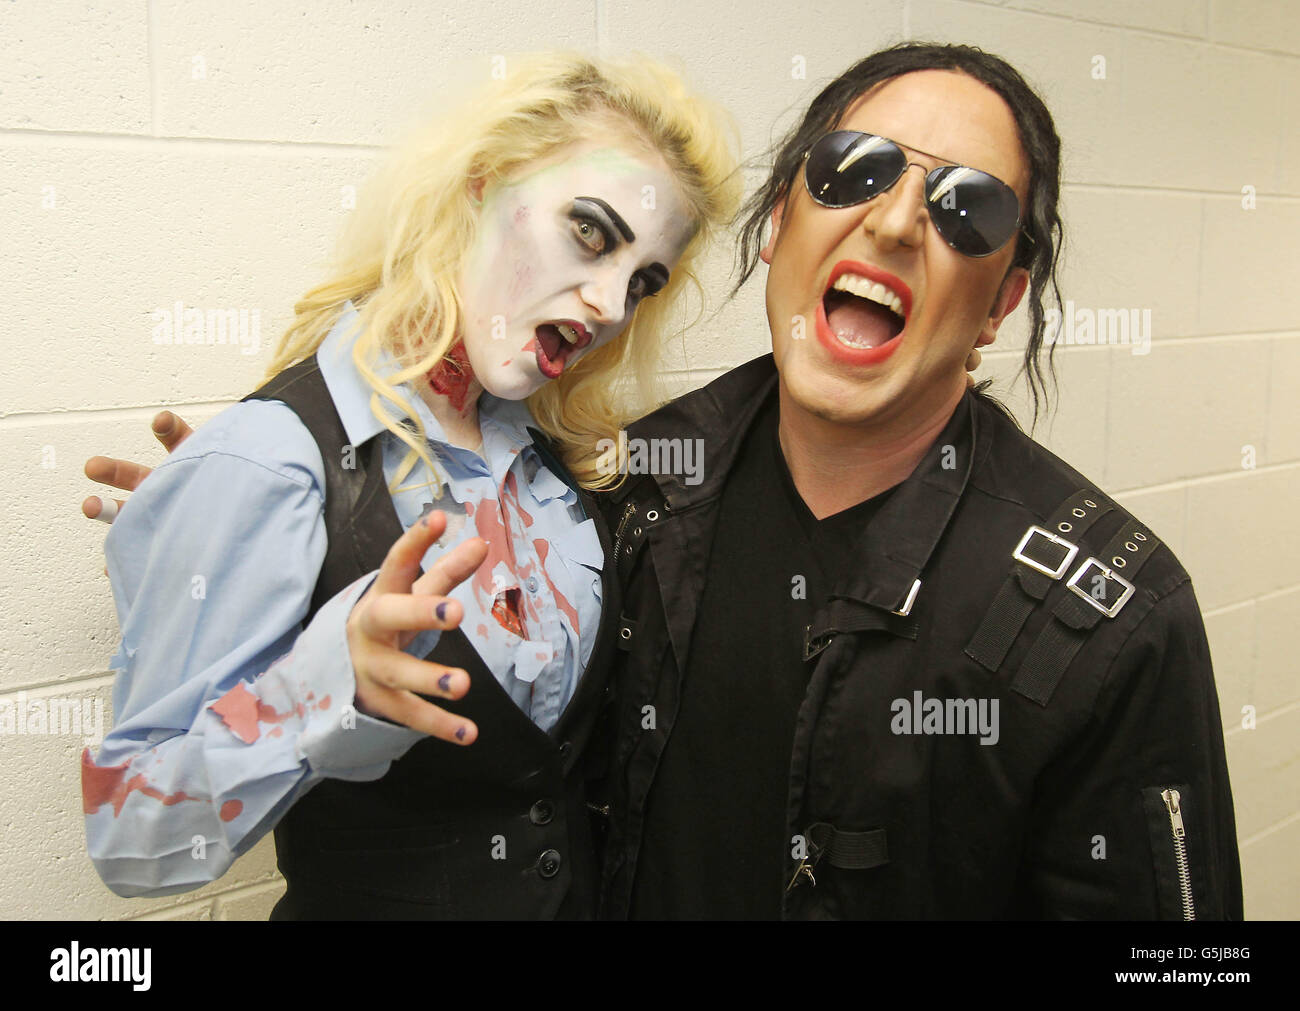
[
  {"xmin": 346, "ymin": 509, "xmax": 490, "ymax": 745},
  {"xmin": 82, "ymin": 411, "xmax": 194, "ymax": 522}
]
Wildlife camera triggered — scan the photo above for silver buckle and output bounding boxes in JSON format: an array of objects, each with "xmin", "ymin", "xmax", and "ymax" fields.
[
  {"xmin": 891, "ymin": 578, "xmax": 921, "ymax": 617},
  {"xmin": 1013, "ymin": 525, "xmax": 1078, "ymax": 580},
  {"xmin": 1067, "ymin": 557, "xmax": 1135, "ymax": 618}
]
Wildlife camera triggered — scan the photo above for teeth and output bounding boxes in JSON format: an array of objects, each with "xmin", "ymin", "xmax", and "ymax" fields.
[
  {"xmin": 831, "ymin": 274, "xmax": 905, "ymax": 319},
  {"xmin": 557, "ymin": 323, "xmax": 581, "ymax": 345}
]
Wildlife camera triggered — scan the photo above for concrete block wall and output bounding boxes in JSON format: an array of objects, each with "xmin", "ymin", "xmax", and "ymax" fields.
[{"xmin": 1, "ymin": 0, "xmax": 1295, "ymax": 919}]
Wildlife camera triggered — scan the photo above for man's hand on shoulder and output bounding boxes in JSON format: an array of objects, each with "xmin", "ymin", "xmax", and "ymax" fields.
[{"xmin": 82, "ymin": 411, "xmax": 195, "ymax": 523}]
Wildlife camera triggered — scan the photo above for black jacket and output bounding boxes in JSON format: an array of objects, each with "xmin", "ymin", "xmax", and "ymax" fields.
[
  {"xmin": 596, "ymin": 354, "xmax": 1243, "ymax": 920},
  {"xmin": 246, "ymin": 358, "xmax": 619, "ymax": 919}
]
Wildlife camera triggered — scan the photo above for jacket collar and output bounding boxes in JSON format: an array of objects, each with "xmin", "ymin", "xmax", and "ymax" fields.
[
  {"xmin": 619, "ymin": 354, "xmax": 782, "ymax": 509},
  {"xmin": 622, "ymin": 353, "xmax": 985, "ymax": 614}
]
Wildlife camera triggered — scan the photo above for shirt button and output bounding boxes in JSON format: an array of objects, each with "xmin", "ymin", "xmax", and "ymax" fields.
[
  {"xmin": 537, "ymin": 849, "xmax": 562, "ymax": 879},
  {"xmin": 527, "ymin": 576, "xmax": 539, "ymax": 593},
  {"xmin": 529, "ymin": 799, "xmax": 555, "ymax": 825}
]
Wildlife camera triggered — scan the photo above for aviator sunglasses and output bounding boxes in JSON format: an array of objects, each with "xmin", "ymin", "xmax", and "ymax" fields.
[{"xmin": 803, "ymin": 130, "xmax": 1027, "ymax": 257}]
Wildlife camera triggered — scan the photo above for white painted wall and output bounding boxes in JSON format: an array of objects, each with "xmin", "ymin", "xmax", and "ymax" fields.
[{"xmin": 2, "ymin": 0, "xmax": 1296, "ymax": 920}]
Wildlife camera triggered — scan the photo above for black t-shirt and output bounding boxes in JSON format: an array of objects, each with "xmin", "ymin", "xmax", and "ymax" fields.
[{"xmin": 628, "ymin": 390, "xmax": 895, "ymax": 919}]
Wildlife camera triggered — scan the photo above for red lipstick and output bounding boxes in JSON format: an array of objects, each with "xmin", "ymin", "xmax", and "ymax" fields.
[{"xmin": 814, "ymin": 260, "xmax": 913, "ymax": 366}]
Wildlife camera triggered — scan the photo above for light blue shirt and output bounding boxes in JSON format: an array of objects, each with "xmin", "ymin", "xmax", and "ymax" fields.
[{"xmin": 83, "ymin": 304, "xmax": 604, "ymax": 898}]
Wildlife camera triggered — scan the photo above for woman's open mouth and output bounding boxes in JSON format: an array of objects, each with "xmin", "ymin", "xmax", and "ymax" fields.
[{"xmin": 534, "ymin": 320, "xmax": 594, "ymax": 378}]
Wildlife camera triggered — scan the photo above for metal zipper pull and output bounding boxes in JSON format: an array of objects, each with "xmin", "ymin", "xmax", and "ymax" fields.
[
  {"xmin": 613, "ymin": 501, "xmax": 637, "ymax": 560},
  {"xmin": 1161, "ymin": 788, "xmax": 1196, "ymax": 921}
]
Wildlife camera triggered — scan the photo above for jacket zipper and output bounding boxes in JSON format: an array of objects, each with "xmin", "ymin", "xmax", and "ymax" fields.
[
  {"xmin": 1160, "ymin": 788, "xmax": 1196, "ymax": 921},
  {"xmin": 612, "ymin": 501, "xmax": 637, "ymax": 561}
]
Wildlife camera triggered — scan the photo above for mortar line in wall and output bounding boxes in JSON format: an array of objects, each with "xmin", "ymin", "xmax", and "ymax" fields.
[
  {"xmin": 1240, "ymin": 809, "xmax": 1300, "ymax": 849},
  {"xmin": 127, "ymin": 897, "xmax": 214, "ymax": 921},
  {"xmin": 0, "ymin": 128, "xmax": 382, "ymax": 159},
  {"xmin": 209, "ymin": 877, "xmax": 288, "ymax": 916},
  {"xmin": 1195, "ymin": 190, "xmax": 1209, "ymax": 337},
  {"xmin": 0, "ymin": 672, "xmax": 116, "ymax": 698},
  {"xmin": 1202, "ymin": 584, "xmax": 1300, "ymax": 618},
  {"xmin": 1109, "ymin": 458, "xmax": 1300, "ymax": 497},
  {"xmin": 1253, "ymin": 583, "xmax": 1300, "ymax": 604},
  {"xmin": 1062, "ymin": 182, "xmax": 1300, "ymax": 202},
  {"xmin": 1224, "ymin": 696, "xmax": 1300, "ymax": 741},
  {"xmin": 1262, "ymin": 332, "xmax": 1276, "ymax": 469},
  {"xmin": 950, "ymin": 0, "xmax": 1300, "ymax": 61},
  {"xmin": 147, "ymin": 0, "xmax": 160, "ymax": 136},
  {"xmin": 1254, "ymin": 697, "xmax": 1300, "ymax": 725},
  {"xmin": 0, "ymin": 400, "xmax": 240, "ymax": 429}
]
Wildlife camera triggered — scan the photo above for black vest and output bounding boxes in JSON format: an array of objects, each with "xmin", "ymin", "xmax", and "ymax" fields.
[{"xmin": 243, "ymin": 357, "xmax": 618, "ymax": 919}]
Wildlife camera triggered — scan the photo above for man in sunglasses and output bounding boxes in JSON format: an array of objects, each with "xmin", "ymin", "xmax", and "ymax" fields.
[{"xmin": 594, "ymin": 42, "xmax": 1242, "ymax": 920}]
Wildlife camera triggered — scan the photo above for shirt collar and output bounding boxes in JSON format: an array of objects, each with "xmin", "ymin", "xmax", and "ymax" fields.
[{"xmin": 315, "ymin": 301, "xmax": 536, "ymax": 453}]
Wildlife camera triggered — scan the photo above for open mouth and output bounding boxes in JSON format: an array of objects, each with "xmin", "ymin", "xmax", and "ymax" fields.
[
  {"xmin": 821, "ymin": 273, "xmax": 907, "ymax": 351},
  {"xmin": 534, "ymin": 320, "xmax": 593, "ymax": 379}
]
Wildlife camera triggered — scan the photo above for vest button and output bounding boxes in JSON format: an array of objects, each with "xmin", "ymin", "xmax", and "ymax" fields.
[
  {"xmin": 558, "ymin": 741, "xmax": 573, "ymax": 759},
  {"xmin": 538, "ymin": 849, "xmax": 562, "ymax": 878},
  {"xmin": 529, "ymin": 799, "xmax": 555, "ymax": 825}
]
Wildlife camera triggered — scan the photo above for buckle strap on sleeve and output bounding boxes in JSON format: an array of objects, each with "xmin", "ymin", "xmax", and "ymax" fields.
[
  {"xmin": 964, "ymin": 490, "xmax": 1112, "ymax": 672},
  {"xmin": 1012, "ymin": 518, "xmax": 1161, "ymax": 706}
]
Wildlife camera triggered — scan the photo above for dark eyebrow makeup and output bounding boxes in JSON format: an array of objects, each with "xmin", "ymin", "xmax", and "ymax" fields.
[{"xmin": 575, "ymin": 196, "xmax": 635, "ymax": 243}]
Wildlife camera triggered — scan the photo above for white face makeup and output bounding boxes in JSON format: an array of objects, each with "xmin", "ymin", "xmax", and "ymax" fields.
[{"xmin": 455, "ymin": 140, "xmax": 696, "ymax": 400}]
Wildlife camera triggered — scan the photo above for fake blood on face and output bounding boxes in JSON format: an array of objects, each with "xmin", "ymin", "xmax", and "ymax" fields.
[{"xmin": 427, "ymin": 341, "xmax": 476, "ymax": 413}]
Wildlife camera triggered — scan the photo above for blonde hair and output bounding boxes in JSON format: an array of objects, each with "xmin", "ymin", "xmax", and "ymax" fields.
[{"xmin": 264, "ymin": 52, "xmax": 742, "ymax": 493}]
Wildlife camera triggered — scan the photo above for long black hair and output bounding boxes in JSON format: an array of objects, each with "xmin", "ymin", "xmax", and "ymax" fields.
[{"xmin": 733, "ymin": 42, "xmax": 1064, "ymax": 427}]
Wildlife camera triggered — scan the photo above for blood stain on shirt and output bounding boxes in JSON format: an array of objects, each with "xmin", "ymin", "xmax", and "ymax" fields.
[
  {"xmin": 533, "ymin": 538, "xmax": 580, "ymax": 635},
  {"xmin": 211, "ymin": 682, "xmax": 305, "ymax": 745},
  {"xmin": 220, "ymin": 799, "xmax": 244, "ymax": 822},
  {"xmin": 81, "ymin": 749, "xmax": 199, "ymax": 817}
]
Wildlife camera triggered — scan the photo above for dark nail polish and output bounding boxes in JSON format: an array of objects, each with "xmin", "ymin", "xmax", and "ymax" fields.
[
  {"xmin": 438, "ymin": 673, "xmax": 451, "ymax": 693},
  {"xmin": 455, "ymin": 725, "xmax": 467, "ymax": 742},
  {"xmin": 436, "ymin": 602, "xmax": 448, "ymax": 621}
]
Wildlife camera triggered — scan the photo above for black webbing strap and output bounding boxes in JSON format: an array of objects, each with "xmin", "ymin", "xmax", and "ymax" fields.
[
  {"xmin": 1012, "ymin": 518, "xmax": 1161, "ymax": 706},
  {"xmin": 787, "ymin": 823, "xmax": 889, "ymax": 892},
  {"xmin": 964, "ymin": 491, "xmax": 1112, "ymax": 672},
  {"xmin": 803, "ymin": 597, "xmax": 918, "ymax": 662},
  {"xmin": 810, "ymin": 822, "xmax": 889, "ymax": 869}
]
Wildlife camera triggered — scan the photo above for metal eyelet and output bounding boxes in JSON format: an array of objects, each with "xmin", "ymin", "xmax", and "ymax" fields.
[
  {"xmin": 646, "ymin": 510, "xmax": 659, "ymax": 522},
  {"xmin": 1134, "ymin": 531, "xmax": 1147, "ymax": 542},
  {"xmin": 1125, "ymin": 541, "xmax": 1138, "ymax": 552},
  {"xmin": 1084, "ymin": 498, "xmax": 1097, "ymax": 508},
  {"xmin": 619, "ymin": 627, "xmax": 632, "ymax": 640},
  {"xmin": 1058, "ymin": 522, "xmax": 1073, "ymax": 533},
  {"xmin": 1072, "ymin": 507, "xmax": 1086, "ymax": 518},
  {"xmin": 1112, "ymin": 556, "xmax": 1126, "ymax": 568},
  {"xmin": 633, "ymin": 527, "xmax": 642, "ymax": 537}
]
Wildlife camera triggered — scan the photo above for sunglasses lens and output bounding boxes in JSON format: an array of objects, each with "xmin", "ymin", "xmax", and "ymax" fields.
[
  {"xmin": 925, "ymin": 165, "xmax": 1021, "ymax": 257},
  {"xmin": 804, "ymin": 131, "xmax": 905, "ymax": 208}
]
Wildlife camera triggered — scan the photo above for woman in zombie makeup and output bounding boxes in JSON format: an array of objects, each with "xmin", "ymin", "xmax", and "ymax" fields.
[{"xmin": 81, "ymin": 52, "xmax": 740, "ymax": 919}]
